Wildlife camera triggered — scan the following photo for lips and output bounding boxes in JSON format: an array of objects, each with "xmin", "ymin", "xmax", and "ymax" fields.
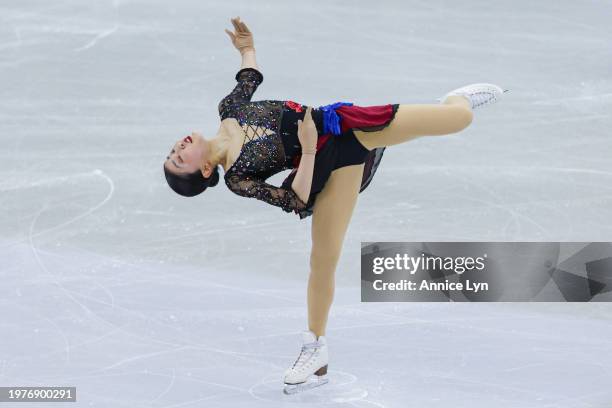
[{"xmin": 184, "ymin": 136, "xmax": 192, "ymax": 143}]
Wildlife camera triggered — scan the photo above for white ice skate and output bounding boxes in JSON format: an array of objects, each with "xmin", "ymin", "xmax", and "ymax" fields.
[
  {"xmin": 437, "ymin": 83, "xmax": 509, "ymax": 109},
  {"xmin": 283, "ymin": 330, "xmax": 329, "ymax": 395}
]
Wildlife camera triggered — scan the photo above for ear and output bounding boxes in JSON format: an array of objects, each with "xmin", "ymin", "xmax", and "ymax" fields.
[{"xmin": 200, "ymin": 160, "xmax": 212, "ymax": 178}]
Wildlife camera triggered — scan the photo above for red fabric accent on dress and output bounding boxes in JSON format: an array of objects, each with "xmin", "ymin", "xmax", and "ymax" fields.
[
  {"xmin": 318, "ymin": 134, "xmax": 331, "ymax": 150},
  {"xmin": 336, "ymin": 104, "xmax": 395, "ymax": 133},
  {"xmin": 290, "ymin": 104, "xmax": 393, "ymax": 168},
  {"xmin": 284, "ymin": 100, "xmax": 303, "ymax": 112}
]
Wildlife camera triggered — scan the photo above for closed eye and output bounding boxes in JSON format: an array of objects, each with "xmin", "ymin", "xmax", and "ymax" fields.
[{"xmin": 169, "ymin": 148, "xmax": 180, "ymax": 162}]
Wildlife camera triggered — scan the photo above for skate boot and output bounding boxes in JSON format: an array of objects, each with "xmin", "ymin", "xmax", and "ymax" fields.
[
  {"xmin": 437, "ymin": 83, "xmax": 509, "ymax": 109},
  {"xmin": 283, "ymin": 330, "xmax": 329, "ymax": 395}
]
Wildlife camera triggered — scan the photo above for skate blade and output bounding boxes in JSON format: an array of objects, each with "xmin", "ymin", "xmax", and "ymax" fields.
[{"xmin": 283, "ymin": 375, "xmax": 329, "ymax": 395}]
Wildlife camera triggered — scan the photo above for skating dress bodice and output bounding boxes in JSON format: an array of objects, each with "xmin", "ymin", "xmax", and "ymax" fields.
[{"xmin": 220, "ymin": 68, "xmax": 325, "ymax": 216}]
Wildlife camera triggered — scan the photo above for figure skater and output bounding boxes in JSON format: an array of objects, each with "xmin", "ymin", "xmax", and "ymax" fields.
[{"xmin": 163, "ymin": 17, "xmax": 506, "ymax": 394}]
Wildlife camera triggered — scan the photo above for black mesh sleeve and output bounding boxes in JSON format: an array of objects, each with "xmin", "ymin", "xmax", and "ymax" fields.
[
  {"xmin": 218, "ymin": 68, "xmax": 264, "ymax": 117},
  {"xmin": 225, "ymin": 171, "xmax": 307, "ymax": 214},
  {"xmin": 281, "ymin": 169, "xmax": 317, "ymax": 218}
]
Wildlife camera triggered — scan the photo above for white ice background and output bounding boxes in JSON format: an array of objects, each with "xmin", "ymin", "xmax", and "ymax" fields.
[{"xmin": 1, "ymin": 0, "xmax": 612, "ymax": 407}]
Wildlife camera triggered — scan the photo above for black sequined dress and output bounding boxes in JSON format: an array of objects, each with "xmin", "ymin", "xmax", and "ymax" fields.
[{"xmin": 220, "ymin": 68, "xmax": 397, "ymax": 219}]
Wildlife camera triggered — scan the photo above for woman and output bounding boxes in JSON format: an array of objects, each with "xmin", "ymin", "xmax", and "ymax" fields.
[{"xmin": 163, "ymin": 17, "xmax": 505, "ymax": 394}]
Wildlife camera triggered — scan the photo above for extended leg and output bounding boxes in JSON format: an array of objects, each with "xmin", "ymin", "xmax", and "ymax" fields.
[
  {"xmin": 308, "ymin": 164, "xmax": 364, "ymax": 337},
  {"xmin": 354, "ymin": 96, "xmax": 473, "ymax": 150}
]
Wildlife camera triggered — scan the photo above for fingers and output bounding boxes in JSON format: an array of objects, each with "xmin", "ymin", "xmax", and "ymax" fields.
[
  {"xmin": 231, "ymin": 17, "xmax": 241, "ymax": 32},
  {"xmin": 303, "ymin": 106, "xmax": 313, "ymax": 121},
  {"xmin": 229, "ymin": 17, "xmax": 251, "ymax": 35},
  {"xmin": 224, "ymin": 29, "xmax": 236, "ymax": 41},
  {"xmin": 232, "ymin": 17, "xmax": 249, "ymax": 33}
]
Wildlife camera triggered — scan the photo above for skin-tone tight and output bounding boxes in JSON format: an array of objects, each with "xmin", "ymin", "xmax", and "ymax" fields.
[{"xmin": 307, "ymin": 95, "xmax": 472, "ymax": 337}]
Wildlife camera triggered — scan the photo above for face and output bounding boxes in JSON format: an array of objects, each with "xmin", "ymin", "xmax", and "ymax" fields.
[{"xmin": 164, "ymin": 132, "xmax": 207, "ymax": 176}]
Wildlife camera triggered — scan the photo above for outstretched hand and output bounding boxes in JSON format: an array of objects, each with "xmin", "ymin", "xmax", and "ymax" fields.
[
  {"xmin": 297, "ymin": 107, "xmax": 318, "ymax": 153},
  {"xmin": 224, "ymin": 16, "xmax": 254, "ymax": 54}
]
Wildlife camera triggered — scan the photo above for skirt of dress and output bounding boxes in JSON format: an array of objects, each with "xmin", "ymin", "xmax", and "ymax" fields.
[{"xmin": 282, "ymin": 102, "xmax": 400, "ymax": 219}]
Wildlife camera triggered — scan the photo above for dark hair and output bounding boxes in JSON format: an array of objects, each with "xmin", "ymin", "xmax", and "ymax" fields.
[{"xmin": 164, "ymin": 165, "xmax": 220, "ymax": 197}]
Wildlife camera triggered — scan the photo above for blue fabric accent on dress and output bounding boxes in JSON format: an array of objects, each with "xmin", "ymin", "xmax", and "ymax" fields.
[{"xmin": 318, "ymin": 102, "xmax": 353, "ymax": 135}]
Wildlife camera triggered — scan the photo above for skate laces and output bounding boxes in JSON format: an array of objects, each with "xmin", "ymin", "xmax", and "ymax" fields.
[
  {"xmin": 291, "ymin": 341, "xmax": 321, "ymax": 370},
  {"xmin": 463, "ymin": 91, "xmax": 496, "ymax": 109}
]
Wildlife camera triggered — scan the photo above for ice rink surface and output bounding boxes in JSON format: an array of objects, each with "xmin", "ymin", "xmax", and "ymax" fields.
[{"xmin": 2, "ymin": 0, "xmax": 612, "ymax": 406}]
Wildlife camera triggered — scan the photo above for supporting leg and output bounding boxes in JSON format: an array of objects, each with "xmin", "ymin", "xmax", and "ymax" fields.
[
  {"xmin": 308, "ymin": 164, "xmax": 364, "ymax": 337},
  {"xmin": 354, "ymin": 96, "xmax": 473, "ymax": 150}
]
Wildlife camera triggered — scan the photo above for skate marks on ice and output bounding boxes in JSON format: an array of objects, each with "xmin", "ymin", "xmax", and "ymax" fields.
[
  {"xmin": 0, "ymin": 169, "xmax": 114, "ymax": 249},
  {"xmin": 249, "ymin": 370, "xmax": 384, "ymax": 406},
  {"xmin": 369, "ymin": 164, "xmax": 612, "ymax": 239}
]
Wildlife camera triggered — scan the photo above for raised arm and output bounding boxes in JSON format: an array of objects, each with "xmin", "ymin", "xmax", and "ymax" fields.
[
  {"xmin": 224, "ymin": 17, "xmax": 259, "ymax": 71},
  {"xmin": 218, "ymin": 17, "xmax": 262, "ymax": 116}
]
